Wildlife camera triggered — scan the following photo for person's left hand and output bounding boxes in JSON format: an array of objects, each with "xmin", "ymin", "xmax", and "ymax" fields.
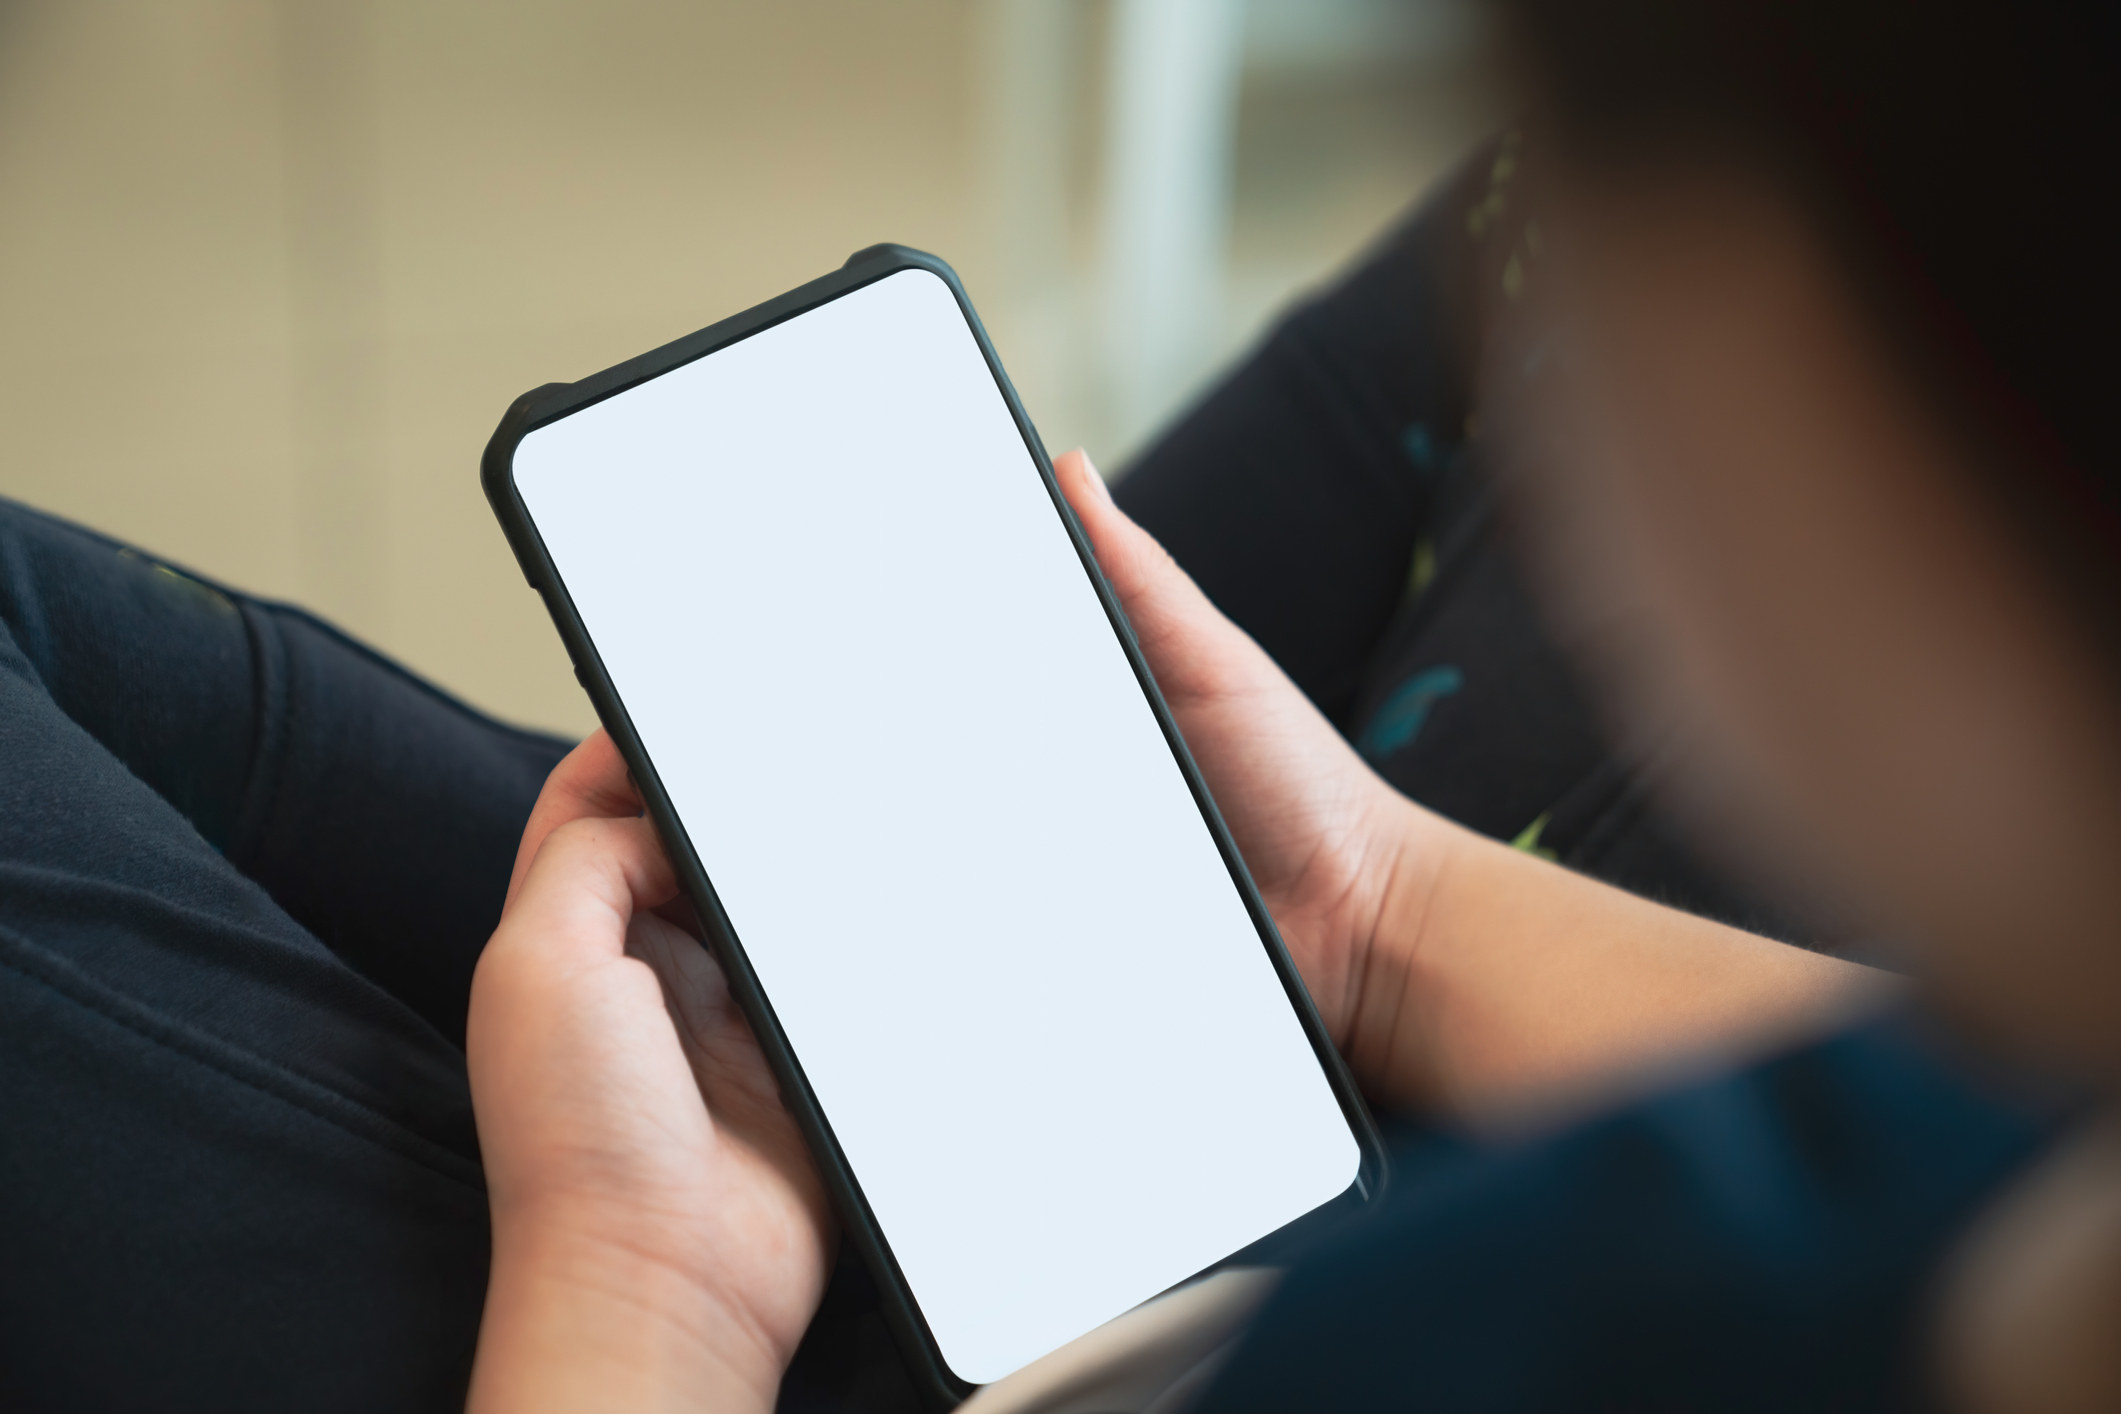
[{"xmin": 465, "ymin": 730, "xmax": 832, "ymax": 1414}]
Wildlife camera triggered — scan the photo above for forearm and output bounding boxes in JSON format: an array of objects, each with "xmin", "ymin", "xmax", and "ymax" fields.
[
  {"xmin": 1347, "ymin": 798, "xmax": 1890, "ymax": 1123},
  {"xmin": 468, "ymin": 1213, "xmax": 781, "ymax": 1414}
]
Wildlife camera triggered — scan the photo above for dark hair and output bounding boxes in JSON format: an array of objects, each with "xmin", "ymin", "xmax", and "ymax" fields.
[{"xmin": 1501, "ymin": 0, "xmax": 2121, "ymax": 658}]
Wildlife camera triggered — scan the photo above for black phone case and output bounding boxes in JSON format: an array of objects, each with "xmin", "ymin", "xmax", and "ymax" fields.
[{"xmin": 480, "ymin": 243, "xmax": 1388, "ymax": 1408}]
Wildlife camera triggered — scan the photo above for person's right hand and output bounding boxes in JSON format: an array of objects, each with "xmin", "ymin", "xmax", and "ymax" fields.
[
  {"xmin": 1056, "ymin": 448, "xmax": 1880, "ymax": 1120},
  {"xmin": 1052, "ymin": 449, "xmax": 1454, "ymax": 1094}
]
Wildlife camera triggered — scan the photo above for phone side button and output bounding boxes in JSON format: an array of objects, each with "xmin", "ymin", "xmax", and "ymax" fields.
[{"xmin": 574, "ymin": 664, "xmax": 623, "ymax": 741}]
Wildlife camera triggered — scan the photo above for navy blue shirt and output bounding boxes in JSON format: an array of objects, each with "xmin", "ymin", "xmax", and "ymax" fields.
[{"xmin": 1195, "ymin": 1018, "xmax": 2060, "ymax": 1411}]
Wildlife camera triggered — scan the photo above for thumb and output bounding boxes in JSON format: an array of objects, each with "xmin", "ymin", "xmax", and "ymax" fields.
[
  {"xmin": 1052, "ymin": 448, "xmax": 1277, "ymax": 710},
  {"xmin": 505, "ymin": 730, "xmax": 641, "ymax": 912},
  {"xmin": 1053, "ymin": 448, "xmax": 1222, "ymax": 647}
]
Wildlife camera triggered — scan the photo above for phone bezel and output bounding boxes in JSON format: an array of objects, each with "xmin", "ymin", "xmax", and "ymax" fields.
[{"xmin": 480, "ymin": 244, "xmax": 1389, "ymax": 1407}]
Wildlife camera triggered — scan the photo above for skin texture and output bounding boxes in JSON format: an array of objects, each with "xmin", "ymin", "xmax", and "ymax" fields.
[
  {"xmin": 465, "ymin": 734, "xmax": 831, "ymax": 1414},
  {"xmin": 462, "ymin": 432, "xmax": 1879, "ymax": 1409},
  {"xmin": 1053, "ymin": 447, "xmax": 1875, "ymax": 1121}
]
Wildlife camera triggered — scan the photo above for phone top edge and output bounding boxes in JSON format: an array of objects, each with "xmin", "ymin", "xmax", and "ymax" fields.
[{"xmin": 500, "ymin": 245, "xmax": 960, "ymax": 452}]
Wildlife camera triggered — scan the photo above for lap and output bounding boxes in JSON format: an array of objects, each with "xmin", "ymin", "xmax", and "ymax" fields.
[{"xmin": 0, "ymin": 498, "xmax": 563, "ymax": 1410}]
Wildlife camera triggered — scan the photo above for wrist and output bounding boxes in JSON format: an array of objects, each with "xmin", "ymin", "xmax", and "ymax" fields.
[
  {"xmin": 1337, "ymin": 792, "xmax": 1467, "ymax": 1110},
  {"xmin": 470, "ymin": 1200, "xmax": 784, "ymax": 1414}
]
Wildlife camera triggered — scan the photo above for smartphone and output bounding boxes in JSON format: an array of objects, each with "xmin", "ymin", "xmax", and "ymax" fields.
[{"xmin": 482, "ymin": 245, "xmax": 1385, "ymax": 1406}]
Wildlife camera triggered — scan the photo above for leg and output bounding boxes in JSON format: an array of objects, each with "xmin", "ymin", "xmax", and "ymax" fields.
[
  {"xmin": 0, "ymin": 500, "xmax": 911, "ymax": 1410},
  {"xmin": 0, "ymin": 499, "xmax": 571, "ymax": 1045},
  {"xmin": 1111, "ymin": 146, "xmax": 1848, "ymax": 948},
  {"xmin": 0, "ymin": 556, "xmax": 491, "ymax": 1410},
  {"xmin": 1113, "ymin": 146, "xmax": 1490, "ymax": 727}
]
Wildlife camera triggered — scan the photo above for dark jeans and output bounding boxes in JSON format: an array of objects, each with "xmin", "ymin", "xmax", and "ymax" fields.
[{"xmin": 0, "ymin": 501, "xmax": 562, "ymax": 1408}]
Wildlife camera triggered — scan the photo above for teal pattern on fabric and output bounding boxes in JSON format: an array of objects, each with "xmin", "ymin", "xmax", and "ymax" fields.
[
  {"xmin": 1402, "ymin": 421, "xmax": 1440, "ymax": 472},
  {"xmin": 1358, "ymin": 665, "xmax": 1463, "ymax": 761}
]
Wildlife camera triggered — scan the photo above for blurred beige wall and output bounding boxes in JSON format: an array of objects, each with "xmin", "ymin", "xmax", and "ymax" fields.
[{"xmin": 0, "ymin": 0, "xmax": 1495, "ymax": 734}]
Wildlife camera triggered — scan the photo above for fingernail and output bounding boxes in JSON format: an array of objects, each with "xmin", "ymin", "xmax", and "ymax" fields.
[{"xmin": 1075, "ymin": 450, "xmax": 1111, "ymax": 505}]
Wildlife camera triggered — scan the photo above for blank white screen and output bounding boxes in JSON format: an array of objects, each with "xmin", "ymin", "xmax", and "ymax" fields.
[{"xmin": 513, "ymin": 269, "xmax": 1359, "ymax": 1385}]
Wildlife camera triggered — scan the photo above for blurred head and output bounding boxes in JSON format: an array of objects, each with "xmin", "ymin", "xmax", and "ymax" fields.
[{"xmin": 1486, "ymin": 0, "xmax": 2121, "ymax": 1085}]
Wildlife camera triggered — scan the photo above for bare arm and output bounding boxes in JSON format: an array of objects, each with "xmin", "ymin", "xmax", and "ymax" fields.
[
  {"xmin": 1363, "ymin": 800, "xmax": 1880, "ymax": 1119},
  {"xmin": 1054, "ymin": 448, "xmax": 1885, "ymax": 1124}
]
